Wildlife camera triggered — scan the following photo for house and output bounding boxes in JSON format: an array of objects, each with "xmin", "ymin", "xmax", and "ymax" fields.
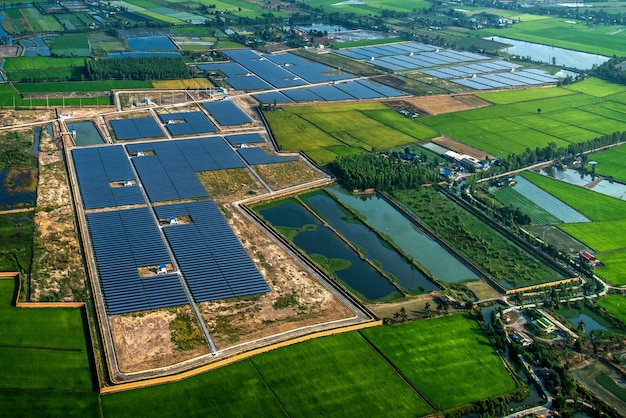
[{"xmin": 579, "ymin": 251, "xmax": 600, "ymax": 266}]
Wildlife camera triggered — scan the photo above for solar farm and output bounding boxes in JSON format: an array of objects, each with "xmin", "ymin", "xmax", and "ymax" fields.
[
  {"xmin": 198, "ymin": 50, "xmax": 406, "ymax": 102},
  {"xmin": 334, "ymin": 41, "xmax": 558, "ymax": 90},
  {"xmin": 72, "ymin": 140, "xmax": 273, "ymax": 315}
]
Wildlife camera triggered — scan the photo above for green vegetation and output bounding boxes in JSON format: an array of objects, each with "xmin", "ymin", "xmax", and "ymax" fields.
[
  {"xmin": 48, "ymin": 34, "xmax": 91, "ymax": 57},
  {"xmin": 15, "ymin": 80, "xmax": 151, "ymax": 94},
  {"xmin": 4, "ymin": 57, "xmax": 86, "ymax": 83},
  {"xmin": 476, "ymin": 16, "xmax": 626, "ymax": 57},
  {"xmin": 421, "ymin": 79, "xmax": 626, "ymax": 157},
  {"xmin": 0, "ymin": 279, "xmax": 98, "ymax": 416},
  {"xmin": 395, "ymin": 187, "xmax": 563, "ymax": 289},
  {"xmin": 596, "ymin": 372, "xmax": 626, "ymax": 402},
  {"xmin": 598, "ymin": 295, "xmax": 626, "ymax": 325},
  {"xmin": 85, "ymin": 57, "xmax": 190, "ymax": 81},
  {"xmin": 0, "ymin": 128, "xmax": 35, "ymax": 169},
  {"xmin": 265, "ymin": 102, "xmax": 437, "ymax": 164},
  {"xmin": 332, "ymin": 37, "xmax": 406, "ymax": 49},
  {"xmin": 588, "ymin": 144, "xmax": 626, "ymax": 182},
  {"xmin": 169, "ymin": 309, "xmax": 206, "ymax": 350},
  {"xmin": 596, "ymin": 252, "xmax": 626, "ymax": 286},
  {"xmin": 493, "ymin": 187, "xmax": 560, "ymax": 225},
  {"xmin": 0, "ymin": 212, "xmax": 34, "ymax": 272},
  {"xmin": 303, "ymin": 0, "xmax": 431, "ymax": 16},
  {"xmin": 361, "ymin": 314, "xmax": 518, "ymax": 410}
]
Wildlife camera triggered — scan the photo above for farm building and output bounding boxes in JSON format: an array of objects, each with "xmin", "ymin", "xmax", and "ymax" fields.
[
  {"xmin": 443, "ymin": 150, "xmax": 485, "ymax": 171},
  {"xmin": 579, "ymin": 251, "xmax": 600, "ymax": 267},
  {"xmin": 532, "ymin": 316, "xmax": 557, "ymax": 334}
]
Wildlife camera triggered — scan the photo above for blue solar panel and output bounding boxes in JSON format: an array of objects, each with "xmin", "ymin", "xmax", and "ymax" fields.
[
  {"xmin": 202, "ymin": 100, "xmax": 253, "ymax": 126},
  {"xmin": 222, "ymin": 49, "xmax": 308, "ymax": 89},
  {"xmin": 252, "ymin": 91, "xmax": 291, "ymax": 104},
  {"xmin": 265, "ymin": 53, "xmax": 352, "ymax": 83},
  {"xmin": 237, "ymin": 147, "xmax": 298, "ymax": 165},
  {"xmin": 356, "ymin": 80, "xmax": 404, "ymax": 97},
  {"xmin": 155, "ymin": 200, "xmax": 270, "ymax": 302},
  {"xmin": 110, "ymin": 117, "xmax": 164, "ymax": 140},
  {"xmin": 307, "ymin": 85, "xmax": 353, "ymax": 101},
  {"xmin": 225, "ymin": 133, "xmax": 265, "ymax": 145},
  {"xmin": 159, "ymin": 111, "xmax": 217, "ymax": 136},
  {"xmin": 198, "ymin": 62, "xmax": 272, "ymax": 90},
  {"xmin": 334, "ymin": 81, "xmax": 381, "ymax": 99},
  {"xmin": 86, "ymin": 208, "xmax": 186, "ymax": 315},
  {"xmin": 72, "ymin": 146, "xmax": 145, "ymax": 209},
  {"xmin": 283, "ymin": 88, "xmax": 324, "ymax": 102}
]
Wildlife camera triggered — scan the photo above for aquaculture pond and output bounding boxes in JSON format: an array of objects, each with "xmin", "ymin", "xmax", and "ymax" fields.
[
  {"xmin": 559, "ymin": 309, "xmax": 609, "ymax": 336},
  {"xmin": 512, "ymin": 175, "xmax": 590, "ymax": 223},
  {"xmin": 257, "ymin": 201, "xmax": 400, "ymax": 301},
  {"xmin": 66, "ymin": 121, "xmax": 104, "ymax": 146},
  {"xmin": 303, "ymin": 192, "xmax": 439, "ymax": 292},
  {"xmin": 326, "ymin": 185, "xmax": 478, "ymax": 283}
]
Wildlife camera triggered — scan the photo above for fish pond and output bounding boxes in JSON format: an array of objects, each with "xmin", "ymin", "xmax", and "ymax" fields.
[
  {"xmin": 326, "ymin": 185, "xmax": 478, "ymax": 283},
  {"xmin": 66, "ymin": 121, "xmax": 104, "ymax": 146},
  {"xmin": 256, "ymin": 200, "xmax": 401, "ymax": 302}
]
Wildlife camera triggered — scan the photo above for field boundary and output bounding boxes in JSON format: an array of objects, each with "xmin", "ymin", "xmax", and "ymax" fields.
[{"xmin": 99, "ymin": 320, "xmax": 381, "ymax": 394}]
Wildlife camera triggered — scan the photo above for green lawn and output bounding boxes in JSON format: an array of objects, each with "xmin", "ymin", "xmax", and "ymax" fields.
[
  {"xmin": 598, "ymin": 295, "xmax": 626, "ymax": 325},
  {"xmin": 361, "ymin": 314, "xmax": 518, "ymax": 410},
  {"xmin": 265, "ymin": 103, "xmax": 437, "ymax": 165}
]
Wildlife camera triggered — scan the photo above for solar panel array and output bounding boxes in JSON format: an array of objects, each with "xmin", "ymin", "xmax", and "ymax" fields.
[
  {"xmin": 155, "ymin": 201, "xmax": 270, "ymax": 301},
  {"xmin": 422, "ymin": 60, "xmax": 521, "ymax": 79},
  {"xmin": 202, "ymin": 100, "xmax": 253, "ymax": 126},
  {"xmin": 335, "ymin": 42, "xmax": 487, "ymax": 71},
  {"xmin": 197, "ymin": 62, "xmax": 272, "ymax": 90},
  {"xmin": 451, "ymin": 70, "xmax": 558, "ymax": 90},
  {"xmin": 110, "ymin": 117, "xmax": 164, "ymax": 140},
  {"xmin": 72, "ymin": 146, "xmax": 145, "ymax": 209},
  {"xmin": 238, "ymin": 147, "xmax": 298, "ymax": 165},
  {"xmin": 86, "ymin": 208, "xmax": 188, "ymax": 315},
  {"xmin": 223, "ymin": 49, "xmax": 307, "ymax": 89},
  {"xmin": 257, "ymin": 52, "xmax": 351, "ymax": 84},
  {"xmin": 159, "ymin": 111, "xmax": 217, "ymax": 136},
  {"xmin": 225, "ymin": 133, "xmax": 265, "ymax": 145}
]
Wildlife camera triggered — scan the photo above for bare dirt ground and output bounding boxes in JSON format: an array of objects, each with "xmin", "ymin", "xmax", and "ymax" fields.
[
  {"xmin": 432, "ymin": 136, "xmax": 497, "ymax": 161},
  {"xmin": 31, "ymin": 123, "xmax": 87, "ymax": 301},
  {"xmin": 202, "ymin": 204, "xmax": 355, "ymax": 349},
  {"xmin": 255, "ymin": 160, "xmax": 326, "ymax": 190},
  {"xmin": 368, "ymin": 293, "xmax": 439, "ymax": 320},
  {"xmin": 465, "ymin": 280, "xmax": 502, "ymax": 301},
  {"xmin": 196, "ymin": 168, "xmax": 264, "ymax": 203},
  {"xmin": 0, "ymin": 45, "xmax": 19, "ymax": 58},
  {"xmin": 109, "ymin": 307, "xmax": 211, "ymax": 374},
  {"xmin": 0, "ymin": 109, "xmax": 55, "ymax": 126},
  {"xmin": 389, "ymin": 93, "xmax": 491, "ymax": 116}
]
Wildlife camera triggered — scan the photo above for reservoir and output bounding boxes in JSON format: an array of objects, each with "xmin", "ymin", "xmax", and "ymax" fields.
[{"xmin": 65, "ymin": 121, "xmax": 105, "ymax": 146}]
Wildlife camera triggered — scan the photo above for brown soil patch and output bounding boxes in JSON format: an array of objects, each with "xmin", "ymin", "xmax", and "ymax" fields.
[
  {"xmin": 196, "ymin": 168, "xmax": 263, "ymax": 203},
  {"xmin": 109, "ymin": 308, "xmax": 211, "ymax": 373},
  {"xmin": 255, "ymin": 160, "xmax": 326, "ymax": 190},
  {"xmin": 432, "ymin": 136, "xmax": 497, "ymax": 161},
  {"xmin": 368, "ymin": 293, "xmax": 438, "ymax": 321},
  {"xmin": 465, "ymin": 280, "xmax": 502, "ymax": 300},
  {"xmin": 0, "ymin": 109, "xmax": 55, "ymax": 126},
  {"xmin": 393, "ymin": 93, "xmax": 491, "ymax": 116},
  {"xmin": 201, "ymin": 204, "xmax": 354, "ymax": 349},
  {"xmin": 0, "ymin": 45, "xmax": 19, "ymax": 58},
  {"xmin": 32, "ymin": 125, "xmax": 87, "ymax": 302}
]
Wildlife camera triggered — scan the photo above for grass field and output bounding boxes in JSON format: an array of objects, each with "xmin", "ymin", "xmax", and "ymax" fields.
[
  {"xmin": 265, "ymin": 102, "xmax": 438, "ymax": 164},
  {"xmin": 0, "ymin": 212, "xmax": 34, "ymax": 271},
  {"xmin": 15, "ymin": 80, "xmax": 151, "ymax": 94},
  {"xmin": 4, "ymin": 57, "xmax": 85, "ymax": 71},
  {"xmin": 521, "ymin": 172, "xmax": 626, "ymax": 222},
  {"xmin": 421, "ymin": 79, "xmax": 626, "ymax": 157},
  {"xmin": 598, "ymin": 295, "xmax": 626, "ymax": 325},
  {"xmin": 587, "ymin": 144, "xmax": 626, "ymax": 182},
  {"xmin": 152, "ymin": 78, "xmax": 212, "ymax": 89},
  {"xmin": 48, "ymin": 34, "xmax": 91, "ymax": 57},
  {"xmin": 493, "ymin": 187, "xmax": 561, "ymax": 225},
  {"xmin": 302, "ymin": 0, "xmax": 431, "ymax": 16},
  {"xmin": 361, "ymin": 314, "xmax": 518, "ymax": 410},
  {"xmin": 596, "ymin": 252, "xmax": 626, "ymax": 286},
  {"xmin": 476, "ymin": 16, "xmax": 626, "ymax": 57}
]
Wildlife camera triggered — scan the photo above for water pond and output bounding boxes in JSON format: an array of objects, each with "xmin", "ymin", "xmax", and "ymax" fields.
[
  {"xmin": 304, "ymin": 192, "xmax": 439, "ymax": 292},
  {"xmin": 0, "ymin": 168, "xmax": 36, "ymax": 209},
  {"xmin": 513, "ymin": 175, "xmax": 590, "ymax": 223},
  {"xmin": 126, "ymin": 36, "xmax": 177, "ymax": 51},
  {"xmin": 66, "ymin": 121, "xmax": 104, "ymax": 146},
  {"xmin": 257, "ymin": 201, "xmax": 399, "ymax": 301},
  {"xmin": 560, "ymin": 310, "xmax": 608, "ymax": 335},
  {"xmin": 536, "ymin": 167, "xmax": 626, "ymax": 202},
  {"xmin": 327, "ymin": 185, "xmax": 479, "ymax": 283},
  {"xmin": 486, "ymin": 36, "xmax": 609, "ymax": 70}
]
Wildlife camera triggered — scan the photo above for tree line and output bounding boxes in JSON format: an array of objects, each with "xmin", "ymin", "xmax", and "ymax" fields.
[
  {"xmin": 84, "ymin": 57, "xmax": 190, "ymax": 81},
  {"xmin": 328, "ymin": 153, "xmax": 440, "ymax": 191}
]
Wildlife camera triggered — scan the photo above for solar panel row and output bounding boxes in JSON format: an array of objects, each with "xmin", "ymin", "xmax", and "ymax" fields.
[
  {"xmin": 155, "ymin": 201, "xmax": 270, "ymax": 302},
  {"xmin": 86, "ymin": 208, "xmax": 187, "ymax": 315},
  {"xmin": 72, "ymin": 146, "xmax": 145, "ymax": 210},
  {"xmin": 451, "ymin": 70, "xmax": 558, "ymax": 90},
  {"xmin": 197, "ymin": 62, "xmax": 272, "ymax": 90},
  {"xmin": 224, "ymin": 133, "xmax": 265, "ymax": 145},
  {"xmin": 159, "ymin": 111, "xmax": 217, "ymax": 136},
  {"xmin": 222, "ymin": 49, "xmax": 307, "ymax": 89},
  {"xmin": 237, "ymin": 147, "xmax": 298, "ymax": 165},
  {"xmin": 110, "ymin": 117, "xmax": 164, "ymax": 141},
  {"xmin": 202, "ymin": 100, "xmax": 253, "ymax": 126}
]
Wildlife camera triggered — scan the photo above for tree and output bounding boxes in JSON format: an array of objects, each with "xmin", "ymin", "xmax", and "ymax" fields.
[{"xmin": 537, "ymin": 108, "xmax": 542, "ymax": 114}]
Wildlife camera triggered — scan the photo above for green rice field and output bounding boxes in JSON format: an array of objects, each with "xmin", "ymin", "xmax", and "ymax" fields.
[
  {"xmin": 422, "ymin": 79, "xmax": 626, "ymax": 157},
  {"xmin": 15, "ymin": 80, "xmax": 152, "ymax": 94},
  {"xmin": 587, "ymin": 144, "xmax": 626, "ymax": 182},
  {"xmin": 48, "ymin": 34, "xmax": 91, "ymax": 57},
  {"xmin": 596, "ymin": 252, "xmax": 626, "ymax": 287},
  {"xmin": 493, "ymin": 187, "xmax": 560, "ymax": 225},
  {"xmin": 361, "ymin": 314, "xmax": 518, "ymax": 410},
  {"xmin": 0, "ymin": 279, "xmax": 98, "ymax": 416},
  {"xmin": 264, "ymin": 102, "xmax": 438, "ymax": 164},
  {"xmin": 4, "ymin": 57, "xmax": 85, "ymax": 71},
  {"xmin": 476, "ymin": 16, "xmax": 626, "ymax": 57},
  {"xmin": 301, "ymin": 0, "xmax": 431, "ymax": 16},
  {"xmin": 598, "ymin": 295, "xmax": 626, "ymax": 325}
]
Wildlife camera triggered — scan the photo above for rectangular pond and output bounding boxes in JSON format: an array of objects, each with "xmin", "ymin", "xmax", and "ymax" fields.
[
  {"xmin": 66, "ymin": 121, "xmax": 105, "ymax": 145},
  {"xmin": 326, "ymin": 185, "xmax": 478, "ymax": 283},
  {"xmin": 256, "ymin": 200, "xmax": 400, "ymax": 301}
]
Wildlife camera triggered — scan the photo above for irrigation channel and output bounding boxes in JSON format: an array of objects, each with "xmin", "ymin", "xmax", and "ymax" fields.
[{"xmin": 255, "ymin": 185, "xmax": 479, "ymax": 302}]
